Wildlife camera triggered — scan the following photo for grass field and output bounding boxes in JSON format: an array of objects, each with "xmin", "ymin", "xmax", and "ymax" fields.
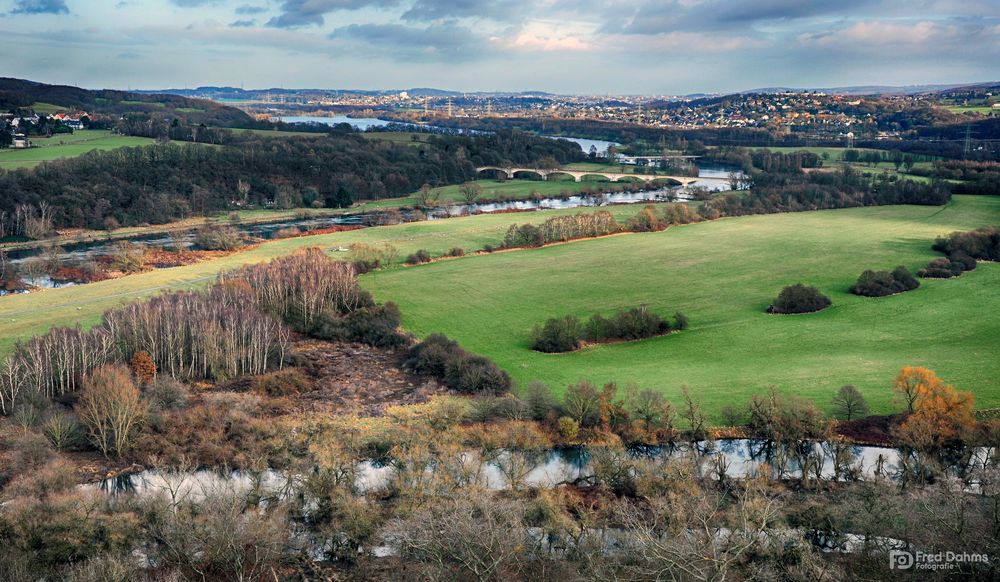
[
  {"xmin": 363, "ymin": 195, "xmax": 1000, "ymax": 420},
  {"xmin": 0, "ymin": 130, "xmax": 155, "ymax": 170},
  {"xmin": 361, "ymin": 132, "xmax": 433, "ymax": 145},
  {"xmin": 0, "ymin": 203, "xmax": 663, "ymax": 357}
]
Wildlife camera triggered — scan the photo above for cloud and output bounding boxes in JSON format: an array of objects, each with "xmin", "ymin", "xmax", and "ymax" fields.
[
  {"xmin": 329, "ymin": 21, "xmax": 486, "ymax": 59},
  {"xmin": 267, "ymin": 0, "xmax": 400, "ymax": 28},
  {"xmin": 235, "ymin": 4, "xmax": 267, "ymax": 14},
  {"xmin": 11, "ymin": 0, "xmax": 69, "ymax": 14},
  {"xmin": 402, "ymin": 0, "xmax": 528, "ymax": 23},
  {"xmin": 170, "ymin": 0, "xmax": 221, "ymax": 6},
  {"xmin": 231, "ymin": 19, "xmax": 256, "ymax": 27}
]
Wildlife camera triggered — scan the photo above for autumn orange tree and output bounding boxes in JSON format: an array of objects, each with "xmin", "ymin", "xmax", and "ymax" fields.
[{"xmin": 893, "ymin": 366, "xmax": 976, "ymax": 449}]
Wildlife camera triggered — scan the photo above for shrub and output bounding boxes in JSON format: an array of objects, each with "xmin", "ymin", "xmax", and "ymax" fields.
[
  {"xmin": 251, "ymin": 368, "xmax": 314, "ymax": 397},
  {"xmin": 146, "ymin": 376, "xmax": 189, "ymax": 411},
  {"xmin": 272, "ymin": 226, "xmax": 301, "ymax": 239},
  {"xmin": 849, "ymin": 266, "xmax": 919, "ymax": 297},
  {"xmin": 446, "ymin": 247, "xmax": 465, "ymax": 257},
  {"xmin": 626, "ymin": 205, "xmax": 666, "ymax": 232},
  {"xmin": 194, "ymin": 224, "xmax": 244, "ymax": 251},
  {"xmin": 405, "ymin": 334, "xmax": 511, "ymax": 395},
  {"xmin": 585, "ymin": 305, "xmax": 671, "ymax": 341},
  {"xmin": 405, "ymin": 249, "xmax": 432, "ymax": 264},
  {"xmin": 522, "ymin": 381, "xmax": 558, "ymax": 421},
  {"xmin": 768, "ymin": 284, "xmax": 831, "ymax": 314},
  {"xmin": 530, "ymin": 315, "xmax": 583, "ymax": 353},
  {"xmin": 41, "ymin": 411, "xmax": 84, "ymax": 451},
  {"xmin": 917, "ymin": 257, "xmax": 971, "ymax": 278},
  {"xmin": 311, "ymin": 302, "xmax": 407, "ymax": 347},
  {"xmin": 932, "ymin": 226, "xmax": 1000, "ymax": 261},
  {"xmin": 531, "ymin": 306, "xmax": 685, "ymax": 353}
]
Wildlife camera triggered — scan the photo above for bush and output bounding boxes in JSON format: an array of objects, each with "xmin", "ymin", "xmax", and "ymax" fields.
[
  {"xmin": 530, "ymin": 315, "xmax": 583, "ymax": 353},
  {"xmin": 311, "ymin": 302, "xmax": 407, "ymax": 347},
  {"xmin": 585, "ymin": 305, "xmax": 671, "ymax": 341},
  {"xmin": 145, "ymin": 376, "xmax": 189, "ymax": 411},
  {"xmin": 932, "ymin": 226, "xmax": 1000, "ymax": 261},
  {"xmin": 768, "ymin": 284, "xmax": 831, "ymax": 314},
  {"xmin": 849, "ymin": 266, "xmax": 919, "ymax": 297},
  {"xmin": 405, "ymin": 334, "xmax": 511, "ymax": 395},
  {"xmin": 194, "ymin": 224, "xmax": 244, "ymax": 251},
  {"xmin": 918, "ymin": 256, "xmax": 973, "ymax": 278},
  {"xmin": 405, "ymin": 249, "xmax": 432, "ymax": 264},
  {"xmin": 41, "ymin": 411, "xmax": 84, "ymax": 451},
  {"xmin": 251, "ymin": 368, "xmax": 314, "ymax": 397},
  {"xmin": 446, "ymin": 247, "xmax": 465, "ymax": 257},
  {"xmin": 626, "ymin": 205, "xmax": 666, "ymax": 232},
  {"xmin": 530, "ymin": 306, "xmax": 685, "ymax": 353}
]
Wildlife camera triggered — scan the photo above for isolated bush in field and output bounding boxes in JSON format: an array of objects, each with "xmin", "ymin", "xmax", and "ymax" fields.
[
  {"xmin": 76, "ymin": 365, "xmax": 148, "ymax": 459},
  {"xmin": 405, "ymin": 333, "xmax": 511, "ymax": 394},
  {"xmin": 531, "ymin": 315, "xmax": 583, "ymax": 353},
  {"xmin": 932, "ymin": 226, "xmax": 1000, "ymax": 261},
  {"xmin": 251, "ymin": 368, "xmax": 313, "ymax": 397},
  {"xmin": 404, "ymin": 249, "xmax": 432, "ymax": 264},
  {"xmin": 849, "ymin": 266, "xmax": 919, "ymax": 297},
  {"xmin": 446, "ymin": 247, "xmax": 465, "ymax": 257},
  {"xmin": 531, "ymin": 306, "xmax": 685, "ymax": 353},
  {"xmin": 768, "ymin": 283, "xmax": 831, "ymax": 314},
  {"xmin": 918, "ymin": 255, "xmax": 975, "ymax": 278},
  {"xmin": 348, "ymin": 242, "xmax": 399, "ymax": 272}
]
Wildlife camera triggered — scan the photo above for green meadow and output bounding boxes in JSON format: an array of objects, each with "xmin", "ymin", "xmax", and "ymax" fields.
[
  {"xmin": 2, "ymin": 195, "xmax": 998, "ymax": 421},
  {"xmin": 0, "ymin": 130, "xmax": 155, "ymax": 170},
  {"xmin": 0, "ymin": 202, "xmax": 661, "ymax": 357},
  {"xmin": 364, "ymin": 195, "xmax": 1000, "ymax": 420}
]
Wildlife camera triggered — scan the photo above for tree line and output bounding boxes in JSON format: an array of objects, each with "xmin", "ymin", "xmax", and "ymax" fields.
[{"xmin": 0, "ymin": 129, "xmax": 583, "ymax": 234}]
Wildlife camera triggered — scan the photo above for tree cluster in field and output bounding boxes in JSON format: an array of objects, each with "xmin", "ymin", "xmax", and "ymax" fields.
[
  {"xmin": 919, "ymin": 226, "xmax": 999, "ymax": 278},
  {"xmin": 405, "ymin": 333, "xmax": 512, "ymax": 395},
  {"xmin": 530, "ymin": 306, "xmax": 688, "ymax": 353},
  {"xmin": 501, "ymin": 209, "xmax": 630, "ymax": 248},
  {"xmin": 768, "ymin": 283, "xmax": 832, "ymax": 314},
  {"xmin": 849, "ymin": 266, "xmax": 919, "ymax": 297},
  {"xmin": 0, "ymin": 129, "xmax": 581, "ymax": 233}
]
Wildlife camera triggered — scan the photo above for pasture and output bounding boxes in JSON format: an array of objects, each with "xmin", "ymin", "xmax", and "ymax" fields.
[
  {"xmin": 0, "ymin": 130, "xmax": 155, "ymax": 170},
  {"xmin": 364, "ymin": 195, "xmax": 1000, "ymax": 420}
]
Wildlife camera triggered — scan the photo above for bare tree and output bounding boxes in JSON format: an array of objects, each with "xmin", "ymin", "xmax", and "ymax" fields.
[
  {"xmin": 77, "ymin": 365, "xmax": 148, "ymax": 458},
  {"xmin": 832, "ymin": 384, "xmax": 869, "ymax": 421},
  {"xmin": 459, "ymin": 181, "xmax": 483, "ymax": 204}
]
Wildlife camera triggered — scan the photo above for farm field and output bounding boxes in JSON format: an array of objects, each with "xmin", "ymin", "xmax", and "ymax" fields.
[
  {"xmin": 0, "ymin": 202, "xmax": 666, "ymax": 357},
  {"xmin": 0, "ymin": 130, "xmax": 155, "ymax": 170},
  {"xmin": 364, "ymin": 195, "xmax": 1000, "ymax": 421}
]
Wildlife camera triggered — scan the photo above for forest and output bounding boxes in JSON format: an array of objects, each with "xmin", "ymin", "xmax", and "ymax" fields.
[{"xmin": 0, "ymin": 129, "xmax": 583, "ymax": 232}]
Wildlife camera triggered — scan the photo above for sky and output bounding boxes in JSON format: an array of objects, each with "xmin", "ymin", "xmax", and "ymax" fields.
[{"xmin": 0, "ymin": 0, "xmax": 998, "ymax": 95}]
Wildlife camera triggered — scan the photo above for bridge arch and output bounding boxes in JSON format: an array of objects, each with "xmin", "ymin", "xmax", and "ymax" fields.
[
  {"xmin": 476, "ymin": 166, "xmax": 511, "ymax": 180},
  {"xmin": 512, "ymin": 169, "xmax": 547, "ymax": 181}
]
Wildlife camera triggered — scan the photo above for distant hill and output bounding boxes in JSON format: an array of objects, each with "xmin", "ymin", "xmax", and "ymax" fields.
[
  {"xmin": 739, "ymin": 82, "xmax": 999, "ymax": 96},
  {"xmin": 0, "ymin": 78, "xmax": 255, "ymax": 127}
]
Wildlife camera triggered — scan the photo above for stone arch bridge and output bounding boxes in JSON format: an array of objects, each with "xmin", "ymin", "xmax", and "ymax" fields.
[{"xmin": 476, "ymin": 166, "xmax": 702, "ymax": 186}]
